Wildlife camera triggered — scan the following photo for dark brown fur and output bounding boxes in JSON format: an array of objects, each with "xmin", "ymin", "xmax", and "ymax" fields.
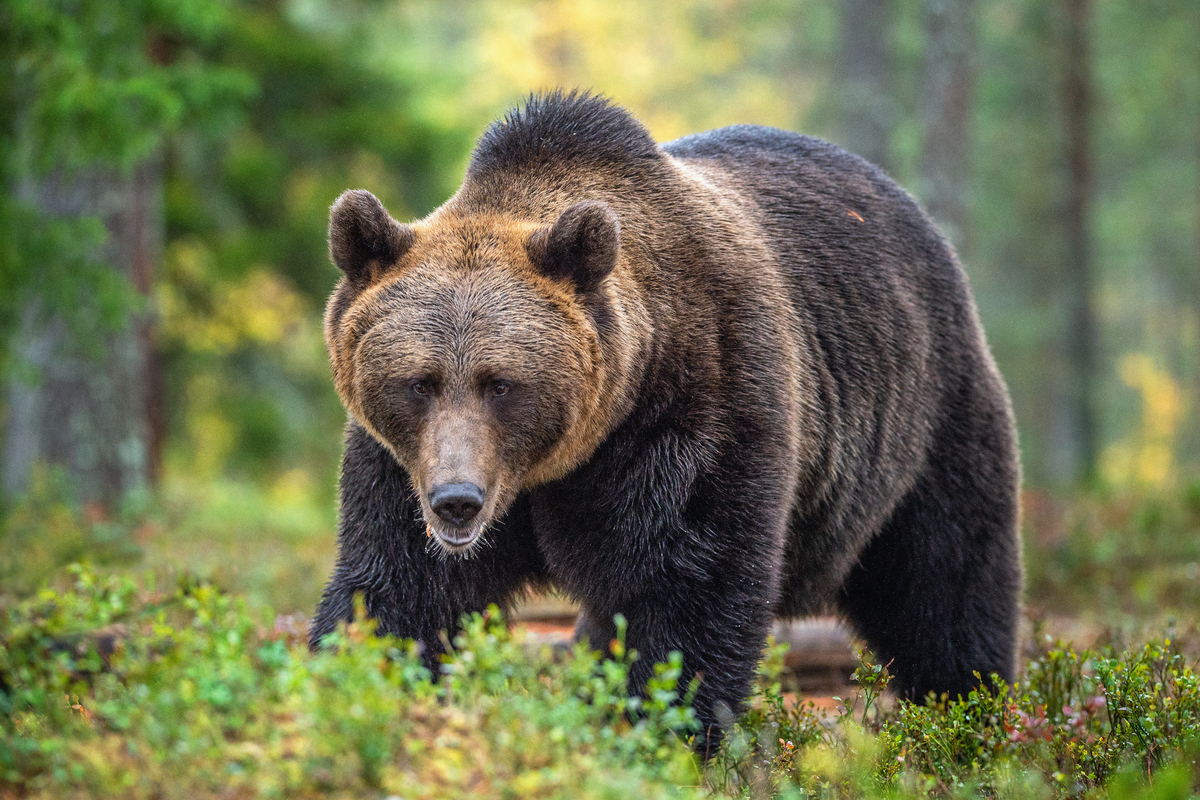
[{"xmin": 312, "ymin": 92, "xmax": 1022, "ymax": 754}]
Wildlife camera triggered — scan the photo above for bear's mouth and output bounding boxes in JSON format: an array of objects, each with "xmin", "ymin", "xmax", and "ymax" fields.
[
  {"xmin": 417, "ymin": 474, "xmax": 511, "ymax": 556},
  {"xmin": 435, "ymin": 525, "xmax": 478, "ymax": 547},
  {"xmin": 419, "ymin": 487, "xmax": 504, "ymax": 557},
  {"xmin": 427, "ymin": 520, "xmax": 486, "ymax": 553}
]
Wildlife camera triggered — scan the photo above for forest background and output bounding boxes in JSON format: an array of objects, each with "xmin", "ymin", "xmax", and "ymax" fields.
[{"xmin": 1, "ymin": 0, "xmax": 1199, "ymax": 620}]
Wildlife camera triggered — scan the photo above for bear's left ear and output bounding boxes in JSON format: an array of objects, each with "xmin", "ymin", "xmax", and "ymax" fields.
[
  {"xmin": 526, "ymin": 200, "xmax": 620, "ymax": 293},
  {"xmin": 328, "ymin": 189, "xmax": 414, "ymax": 283}
]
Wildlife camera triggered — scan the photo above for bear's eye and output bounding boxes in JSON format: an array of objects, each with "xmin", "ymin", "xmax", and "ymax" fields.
[
  {"xmin": 411, "ymin": 379, "xmax": 431, "ymax": 397},
  {"xmin": 489, "ymin": 380, "xmax": 512, "ymax": 398}
]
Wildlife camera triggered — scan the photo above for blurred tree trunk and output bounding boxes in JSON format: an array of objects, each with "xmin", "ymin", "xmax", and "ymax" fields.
[
  {"xmin": 838, "ymin": 0, "xmax": 894, "ymax": 172},
  {"xmin": 1, "ymin": 162, "xmax": 163, "ymax": 507},
  {"xmin": 919, "ymin": 0, "xmax": 976, "ymax": 252},
  {"xmin": 1062, "ymin": 0, "xmax": 1097, "ymax": 484}
]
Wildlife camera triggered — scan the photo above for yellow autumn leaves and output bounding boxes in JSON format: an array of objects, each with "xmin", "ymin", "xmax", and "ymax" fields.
[{"xmin": 1102, "ymin": 353, "xmax": 1187, "ymax": 490}]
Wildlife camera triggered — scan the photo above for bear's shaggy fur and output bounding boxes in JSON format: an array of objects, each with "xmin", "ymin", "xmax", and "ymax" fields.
[{"xmin": 312, "ymin": 91, "xmax": 1022, "ymax": 752}]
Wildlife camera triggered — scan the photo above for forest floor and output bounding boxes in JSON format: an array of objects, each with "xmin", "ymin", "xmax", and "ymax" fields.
[{"xmin": 3, "ymin": 482, "xmax": 1199, "ymax": 797}]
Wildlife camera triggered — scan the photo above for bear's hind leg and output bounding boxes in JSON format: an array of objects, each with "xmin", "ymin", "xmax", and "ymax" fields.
[{"xmin": 837, "ymin": 416, "xmax": 1021, "ymax": 701}]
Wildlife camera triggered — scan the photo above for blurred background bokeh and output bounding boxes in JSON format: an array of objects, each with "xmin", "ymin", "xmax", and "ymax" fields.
[{"xmin": 1, "ymin": 0, "xmax": 1198, "ymax": 630}]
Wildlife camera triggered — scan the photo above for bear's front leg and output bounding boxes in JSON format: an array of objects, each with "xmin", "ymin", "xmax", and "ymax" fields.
[
  {"xmin": 574, "ymin": 588, "xmax": 773, "ymax": 755},
  {"xmin": 617, "ymin": 572, "xmax": 778, "ymax": 757},
  {"xmin": 310, "ymin": 423, "xmax": 545, "ymax": 664},
  {"xmin": 536, "ymin": 427, "xmax": 791, "ymax": 756}
]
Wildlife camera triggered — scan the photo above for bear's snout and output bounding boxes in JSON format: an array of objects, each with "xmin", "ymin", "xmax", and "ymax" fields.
[{"xmin": 429, "ymin": 482, "xmax": 485, "ymax": 529}]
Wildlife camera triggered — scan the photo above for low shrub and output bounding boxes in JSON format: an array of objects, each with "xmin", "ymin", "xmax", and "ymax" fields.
[
  {"xmin": 0, "ymin": 567, "xmax": 702, "ymax": 799},
  {"xmin": 1023, "ymin": 486, "xmax": 1200, "ymax": 618},
  {"xmin": 3, "ymin": 567, "xmax": 1198, "ymax": 799},
  {"xmin": 721, "ymin": 643, "xmax": 1200, "ymax": 799}
]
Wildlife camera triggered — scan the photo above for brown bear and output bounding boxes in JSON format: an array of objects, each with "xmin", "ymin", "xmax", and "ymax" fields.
[{"xmin": 311, "ymin": 91, "xmax": 1022, "ymax": 752}]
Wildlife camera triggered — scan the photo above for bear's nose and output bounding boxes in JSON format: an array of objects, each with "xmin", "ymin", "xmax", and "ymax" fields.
[{"xmin": 429, "ymin": 482, "xmax": 485, "ymax": 527}]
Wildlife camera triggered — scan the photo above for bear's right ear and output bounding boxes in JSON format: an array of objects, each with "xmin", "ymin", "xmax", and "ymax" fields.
[
  {"xmin": 328, "ymin": 190, "xmax": 414, "ymax": 283},
  {"xmin": 526, "ymin": 200, "xmax": 620, "ymax": 293}
]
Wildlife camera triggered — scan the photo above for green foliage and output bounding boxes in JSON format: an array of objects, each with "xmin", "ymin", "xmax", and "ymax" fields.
[
  {"xmin": 0, "ymin": 471, "xmax": 336, "ymax": 618},
  {"xmin": 0, "ymin": 467, "xmax": 144, "ymax": 598},
  {"xmin": 153, "ymin": 0, "xmax": 484, "ymax": 488},
  {"xmin": 0, "ymin": 0, "xmax": 253, "ymax": 369},
  {"xmin": 1024, "ymin": 487, "xmax": 1200, "ymax": 617},
  {"xmin": 4, "ymin": 565, "xmax": 1200, "ymax": 799},
  {"xmin": 2, "ymin": 0, "xmax": 250, "ymax": 172},
  {"xmin": 0, "ymin": 568, "xmax": 704, "ymax": 798},
  {"xmin": 711, "ymin": 642, "xmax": 1200, "ymax": 799}
]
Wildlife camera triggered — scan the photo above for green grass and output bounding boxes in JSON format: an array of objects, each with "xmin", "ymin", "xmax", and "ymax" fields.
[
  {"xmin": 1023, "ymin": 484, "xmax": 1200, "ymax": 619},
  {"xmin": 3, "ymin": 482, "xmax": 1200, "ymax": 798},
  {"xmin": 1, "ymin": 570, "xmax": 703, "ymax": 799},
  {"xmin": 5, "ymin": 470, "xmax": 1199, "ymax": 622},
  {"xmin": 0, "ymin": 470, "xmax": 336, "ymax": 615},
  {"xmin": 2, "ymin": 567, "xmax": 1199, "ymax": 799}
]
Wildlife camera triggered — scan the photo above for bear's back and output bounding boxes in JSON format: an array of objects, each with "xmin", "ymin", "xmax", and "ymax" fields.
[
  {"xmin": 662, "ymin": 124, "xmax": 968, "ymax": 345},
  {"xmin": 667, "ymin": 124, "xmax": 1001, "ymax": 604},
  {"xmin": 663, "ymin": 122, "xmax": 981, "ymax": 390},
  {"xmin": 663, "ymin": 124, "xmax": 942, "ymax": 267},
  {"xmin": 665, "ymin": 124, "xmax": 850, "ymax": 170}
]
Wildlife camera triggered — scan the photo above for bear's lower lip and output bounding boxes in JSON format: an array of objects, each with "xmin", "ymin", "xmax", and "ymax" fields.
[{"xmin": 435, "ymin": 527, "xmax": 479, "ymax": 548}]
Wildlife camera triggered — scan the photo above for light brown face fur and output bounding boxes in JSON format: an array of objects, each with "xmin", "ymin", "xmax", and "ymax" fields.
[{"xmin": 326, "ymin": 195, "xmax": 639, "ymax": 554}]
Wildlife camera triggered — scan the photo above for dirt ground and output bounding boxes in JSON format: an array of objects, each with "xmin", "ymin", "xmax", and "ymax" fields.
[
  {"xmin": 509, "ymin": 593, "xmax": 1164, "ymax": 712},
  {"xmin": 512, "ymin": 594, "xmax": 861, "ymax": 708}
]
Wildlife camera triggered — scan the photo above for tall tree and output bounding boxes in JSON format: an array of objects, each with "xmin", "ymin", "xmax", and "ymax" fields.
[
  {"xmin": 2, "ymin": 163, "xmax": 161, "ymax": 503},
  {"xmin": 1062, "ymin": 0, "xmax": 1098, "ymax": 483},
  {"xmin": 919, "ymin": 0, "xmax": 976, "ymax": 251},
  {"xmin": 1196, "ymin": 7, "xmax": 1200, "ymax": 430},
  {"xmin": 838, "ymin": 0, "xmax": 895, "ymax": 171},
  {"xmin": 150, "ymin": 0, "xmax": 477, "ymax": 492},
  {"xmin": 0, "ymin": 0, "xmax": 248, "ymax": 506}
]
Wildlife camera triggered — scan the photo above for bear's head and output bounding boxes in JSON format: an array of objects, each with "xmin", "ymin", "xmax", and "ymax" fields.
[{"xmin": 324, "ymin": 189, "xmax": 639, "ymax": 553}]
